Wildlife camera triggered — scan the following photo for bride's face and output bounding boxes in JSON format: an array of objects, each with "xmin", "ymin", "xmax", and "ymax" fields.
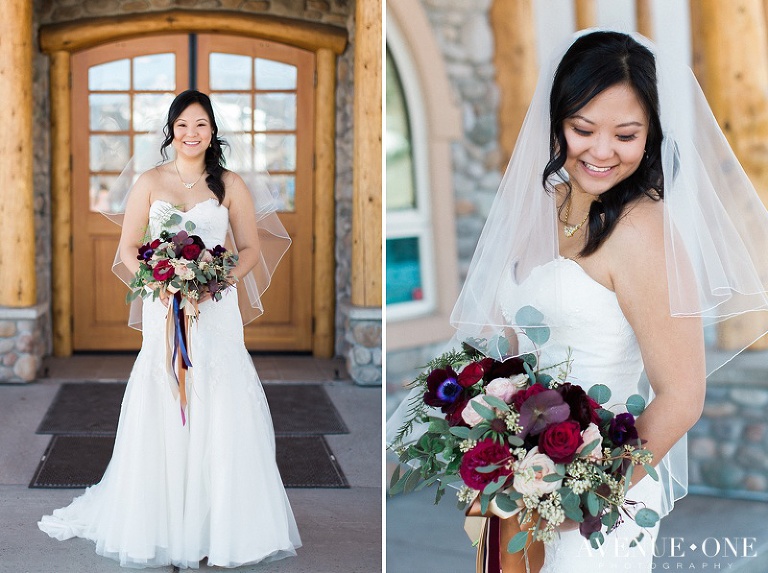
[
  {"xmin": 172, "ymin": 103, "xmax": 213, "ymax": 161},
  {"xmin": 562, "ymin": 83, "xmax": 649, "ymax": 198}
]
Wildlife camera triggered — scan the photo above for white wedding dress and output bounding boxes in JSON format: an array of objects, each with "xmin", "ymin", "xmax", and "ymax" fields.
[
  {"xmin": 504, "ymin": 258, "xmax": 662, "ymax": 572},
  {"xmin": 39, "ymin": 198, "xmax": 301, "ymax": 569}
]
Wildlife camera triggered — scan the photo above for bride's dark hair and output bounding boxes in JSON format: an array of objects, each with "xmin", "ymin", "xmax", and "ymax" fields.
[
  {"xmin": 161, "ymin": 89, "xmax": 228, "ymax": 204},
  {"xmin": 543, "ymin": 31, "xmax": 664, "ymax": 256}
]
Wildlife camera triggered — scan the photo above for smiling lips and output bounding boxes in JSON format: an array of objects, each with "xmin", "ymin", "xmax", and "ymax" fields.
[
  {"xmin": 183, "ymin": 141, "xmax": 201, "ymax": 146},
  {"xmin": 581, "ymin": 160, "xmax": 614, "ymax": 174}
]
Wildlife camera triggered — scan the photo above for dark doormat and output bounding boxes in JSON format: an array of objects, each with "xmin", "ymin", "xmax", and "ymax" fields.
[
  {"xmin": 37, "ymin": 382, "xmax": 348, "ymax": 436},
  {"xmin": 29, "ymin": 435, "xmax": 349, "ymax": 489}
]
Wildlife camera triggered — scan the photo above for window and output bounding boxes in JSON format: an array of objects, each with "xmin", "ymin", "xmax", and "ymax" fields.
[{"xmin": 386, "ymin": 44, "xmax": 436, "ymax": 320}]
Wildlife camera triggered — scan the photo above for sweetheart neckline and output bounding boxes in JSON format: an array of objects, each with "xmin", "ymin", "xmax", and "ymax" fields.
[
  {"xmin": 150, "ymin": 198, "xmax": 227, "ymax": 214},
  {"xmin": 556, "ymin": 257, "xmax": 616, "ymax": 296}
]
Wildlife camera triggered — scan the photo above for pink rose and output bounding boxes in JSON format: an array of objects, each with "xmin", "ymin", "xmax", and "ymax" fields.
[
  {"xmin": 577, "ymin": 423, "xmax": 603, "ymax": 461},
  {"xmin": 512, "ymin": 447, "xmax": 561, "ymax": 497},
  {"xmin": 485, "ymin": 374, "xmax": 527, "ymax": 403},
  {"xmin": 461, "ymin": 395, "xmax": 492, "ymax": 427}
]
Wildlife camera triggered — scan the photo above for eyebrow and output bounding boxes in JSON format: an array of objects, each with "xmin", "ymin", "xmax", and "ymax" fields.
[
  {"xmin": 175, "ymin": 117, "xmax": 210, "ymax": 123},
  {"xmin": 571, "ymin": 114, "xmax": 644, "ymax": 128}
]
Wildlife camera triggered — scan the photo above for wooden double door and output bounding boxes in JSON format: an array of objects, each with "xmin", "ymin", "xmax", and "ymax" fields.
[{"xmin": 71, "ymin": 34, "xmax": 315, "ymax": 351}]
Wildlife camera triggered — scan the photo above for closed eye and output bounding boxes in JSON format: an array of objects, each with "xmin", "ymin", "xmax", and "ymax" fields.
[{"xmin": 617, "ymin": 134, "xmax": 638, "ymax": 142}]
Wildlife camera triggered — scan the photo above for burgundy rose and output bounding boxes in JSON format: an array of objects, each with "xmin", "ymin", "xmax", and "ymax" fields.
[
  {"xmin": 511, "ymin": 383, "xmax": 547, "ymax": 412},
  {"xmin": 181, "ymin": 243, "xmax": 202, "ymax": 260},
  {"xmin": 538, "ymin": 420, "xmax": 583, "ymax": 464},
  {"xmin": 558, "ymin": 383, "xmax": 601, "ymax": 430},
  {"xmin": 445, "ymin": 397, "xmax": 470, "ymax": 427},
  {"xmin": 152, "ymin": 259, "xmax": 174, "ymax": 282},
  {"xmin": 609, "ymin": 412, "xmax": 639, "ymax": 446},
  {"xmin": 459, "ymin": 438, "xmax": 513, "ymax": 491},
  {"xmin": 480, "ymin": 356, "xmax": 527, "ymax": 383}
]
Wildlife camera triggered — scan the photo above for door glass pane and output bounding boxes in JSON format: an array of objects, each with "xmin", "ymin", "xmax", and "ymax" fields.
[
  {"xmin": 133, "ymin": 53, "xmax": 176, "ymax": 90},
  {"xmin": 386, "ymin": 237, "xmax": 424, "ymax": 304},
  {"xmin": 221, "ymin": 132, "xmax": 254, "ymax": 172},
  {"xmin": 134, "ymin": 133, "xmax": 165, "ymax": 172},
  {"xmin": 89, "ymin": 94, "xmax": 130, "ymax": 131},
  {"xmin": 255, "ymin": 58, "xmax": 296, "ymax": 90},
  {"xmin": 89, "ymin": 59, "xmax": 130, "ymax": 91},
  {"xmin": 386, "ymin": 49, "xmax": 417, "ymax": 211},
  {"xmin": 267, "ymin": 174, "xmax": 295, "ymax": 212},
  {"xmin": 210, "ymin": 53, "xmax": 252, "ymax": 90},
  {"xmin": 211, "ymin": 93, "xmax": 252, "ymax": 131},
  {"xmin": 255, "ymin": 134, "xmax": 296, "ymax": 171},
  {"xmin": 134, "ymin": 93, "xmax": 175, "ymax": 131},
  {"xmin": 255, "ymin": 93, "xmax": 296, "ymax": 130},
  {"xmin": 90, "ymin": 175, "xmax": 119, "ymax": 212},
  {"xmin": 90, "ymin": 135, "xmax": 130, "ymax": 171}
]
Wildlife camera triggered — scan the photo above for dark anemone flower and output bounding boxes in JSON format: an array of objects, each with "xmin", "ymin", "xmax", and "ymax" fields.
[
  {"xmin": 609, "ymin": 412, "xmax": 639, "ymax": 446},
  {"xmin": 424, "ymin": 367, "xmax": 462, "ymax": 409}
]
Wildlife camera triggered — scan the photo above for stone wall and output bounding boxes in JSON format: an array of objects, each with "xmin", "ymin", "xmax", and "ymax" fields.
[
  {"xmin": 2, "ymin": 0, "xmax": 357, "ymax": 378},
  {"xmin": 386, "ymin": 0, "xmax": 500, "ymax": 405}
]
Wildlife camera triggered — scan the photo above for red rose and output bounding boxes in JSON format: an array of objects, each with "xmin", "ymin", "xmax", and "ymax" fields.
[
  {"xmin": 150, "ymin": 238, "xmax": 161, "ymax": 249},
  {"xmin": 181, "ymin": 244, "xmax": 202, "ymax": 260},
  {"xmin": 538, "ymin": 420, "xmax": 583, "ymax": 464},
  {"xmin": 152, "ymin": 259, "xmax": 174, "ymax": 281},
  {"xmin": 459, "ymin": 438, "xmax": 513, "ymax": 491}
]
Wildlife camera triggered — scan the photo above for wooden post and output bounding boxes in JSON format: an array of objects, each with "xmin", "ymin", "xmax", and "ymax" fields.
[
  {"xmin": 314, "ymin": 48, "xmax": 337, "ymax": 358},
  {"xmin": 696, "ymin": 0, "xmax": 768, "ymax": 350},
  {"xmin": 351, "ymin": 0, "xmax": 382, "ymax": 308},
  {"xmin": 636, "ymin": 0, "xmax": 654, "ymax": 39},
  {"xmin": 50, "ymin": 52, "xmax": 73, "ymax": 356},
  {"xmin": 574, "ymin": 0, "xmax": 596, "ymax": 30},
  {"xmin": 490, "ymin": 0, "xmax": 538, "ymax": 170},
  {"xmin": 0, "ymin": 0, "xmax": 35, "ymax": 307}
]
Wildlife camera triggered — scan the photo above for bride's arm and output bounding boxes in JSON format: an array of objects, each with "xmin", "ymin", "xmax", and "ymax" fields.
[
  {"xmin": 118, "ymin": 173, "xmax": 152, "ymax": 277},
  {"xmin": 224, "ymin": 171, "xmax": 262, "ymax": 282},
  {"xmin": 609, "ymin": 200, "xmax": 706, "ymax": 487}
]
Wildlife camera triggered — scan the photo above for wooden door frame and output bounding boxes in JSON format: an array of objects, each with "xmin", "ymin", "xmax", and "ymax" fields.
[{"xmin": 40, "ymin": 10, "xmax": 348, "ymax": 358}]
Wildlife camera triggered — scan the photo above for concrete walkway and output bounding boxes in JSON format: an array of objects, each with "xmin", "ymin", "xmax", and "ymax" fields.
[{"xmin": 0, "ymin": 355, "xmax": 381, "ymax": 573}]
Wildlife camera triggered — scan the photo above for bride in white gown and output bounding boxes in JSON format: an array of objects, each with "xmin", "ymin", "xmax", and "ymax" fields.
[
  {"xmin": 39, "ymin": 90, "xmax": 301, "ymax": 569},
  {"xmin": 388, "ymin": 29, "xmax": 768, "ymax": 573}
]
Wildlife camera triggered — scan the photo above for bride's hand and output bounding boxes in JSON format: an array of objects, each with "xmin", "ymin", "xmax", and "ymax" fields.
[
  {"xmin": 158, "ymin": 288, "xmax": 170, "ymax": 307},
  {"xmin": 556, "ymin": 517, "xmax": 580, "ymax": 532},
  {"xmin": 197, "ymin": 292, "xmax": 213, "ymax": 304}
]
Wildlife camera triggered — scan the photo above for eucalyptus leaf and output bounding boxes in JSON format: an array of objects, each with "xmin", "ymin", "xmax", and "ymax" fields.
[
  {"xmin": 505, "ymin": 490, "xmax": 522, "ymax": 501},
  {"xmin": 589, "ymin": 531, "xmax": 605, "ymax": 549},
  {"xmin": 489, "ymin": 335, "xmax": 510, "ymax": 357},
  {"xmin": 635, "ymin": 508, "xmax": 659, "ymax": 528},
  {"xmin": 524, "ymin": 325, "xmax": 551, "ymax": 346},
  {"xmin": 508, "ymin": 435, "xmax": 524, "ymax": 447},
  {"xmin": 471, "ymin": 400, "xmax": 496, "ymax": 421},
  {"xmin": 564, "ymin": 504, "xmax": 584, "ymax": 522},
  {"xmin": 588, "ymin": 384, "xmax": 611, "ymax": 404},
  {"xmin": 602, "ymin": 509, "xmax": 619, "ymax": 530},
  {"xmin": 625, "ymin": 464, "xmax": 634, "ymax": 492},
  {"xmin": 493, "ymin": 493, "xmax": 518, "ymax": 513},
  {"xmin": 483, "ymin": 395, "xmax": 510, "ymax": 411},
  {"xmin": 560, "ymin": 488, "xmax": 580, "ymax": 510},
  {"xmin": 543, "ymin": 473, "xmax": 564, "ymax": 483},
  {"xmin": 585, "ymin": 491, "xmax": 599, "ymax": 516},
  {"xmin": 403, "ymin": 467, "xmax": 422, "ymax": 494},
  {"xmin": 515, "ymin": 305, "xmax": 545, "ymax": 326},
  {"xmin": 469, "ymin": 425, "xmax": 487, "ymax": 441},
  {"xmin": 507, "ymin": 531, "xmax": 529, "ymax": 554},
  {"xmin": 389, "ymin": 465, "xmax": 401, "ymax": 492},
  {"xmin": 625, "ymin": 394, "xmax": 646, "ymax": 416},
  {"xmin": 184, "ymin": 220, "xmax": 196, "ymax": 232},
  {"xmin": 579, "ymin": 439, "xmax": 600, "ymax": 458},
  {"xmin": 480, "ymin": 494, "xmax": 490, "ymax": 516},
  {"xmin": 523, "ymin": 361, "xmax": 537, "ymax": 385},
  {"xmin": 538, "ymin": 373, "xmax": 554, "ymax": 388},
  {"xmin": 475, "ymin": 464, "xmax": 501, "ymax": 474},
  {"xmin": 598, "ymin": 408, "xmax": 613, "ymax": 424},
  {"xmin": 483, "ymin": 476, "xmax": 508, "ymax": 496},
  {"xmin": 630, "ymin": 532, "xmax": 645, "ymax": 548},
  {"xmin": 643, "ymin": 463, "xmax": 659, "ymax": 481},
  {"xmin": 167, "ymin": 213, "xmax": 182, "ymax": 226},
  {"xmin": 449, "ymin": 426, "xmax": 471, "ymax": 439}
]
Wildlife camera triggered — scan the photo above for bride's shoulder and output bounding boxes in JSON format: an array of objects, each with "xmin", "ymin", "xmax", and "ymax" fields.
[{"xmin": 605, "ymin": 195, "xmax": 664, "ymax": 263}]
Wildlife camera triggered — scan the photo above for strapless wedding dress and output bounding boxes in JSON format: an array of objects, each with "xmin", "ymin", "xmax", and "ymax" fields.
[
  {"xmin": 39, "ymin": 198, "xmax": 301, "ymax": 569},
  {"xmin": 503, "ymin": 258, "xmax": 662, "ymax": 572}
]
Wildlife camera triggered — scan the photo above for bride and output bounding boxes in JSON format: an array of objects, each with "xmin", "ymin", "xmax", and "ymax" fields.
[
  {"xmin": 388, "ymin": 30, "xmax": 768, "ymax": 572},
  {"xmin": 38, "ymin": 90, "xmax": 301, "ymax": 569}
]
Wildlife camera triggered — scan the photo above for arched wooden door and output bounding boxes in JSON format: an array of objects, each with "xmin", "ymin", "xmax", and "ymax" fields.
[{"xmin": 71, "ymin": 34, "xmax": 315, "ymax": 352}]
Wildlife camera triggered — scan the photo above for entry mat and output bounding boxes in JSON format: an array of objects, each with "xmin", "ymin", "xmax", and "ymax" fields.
[
  {"xmin": 37, "ymin": 382, "xmax": 349, "ymax": 436},
  {"xmin": 29, "ymin": 434, "xmax": 348, "ymax": 489}
]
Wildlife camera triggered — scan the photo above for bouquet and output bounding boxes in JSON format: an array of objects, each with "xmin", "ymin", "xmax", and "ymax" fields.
[
  {"xmin": 389, "ymin": 306, "xmax": 659, "ymax": 557},
  {"xmin": 127, "ymin": 220, "xmax": 238, "ymax": 315}
]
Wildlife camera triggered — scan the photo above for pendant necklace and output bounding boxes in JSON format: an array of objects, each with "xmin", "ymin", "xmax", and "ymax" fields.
[
  {"xmin": 174, "ymin": 160, "xmax": 205, "ymax": 189},
  {"xmin": 563, "ymin": 195, "xmax": 590, "ymax": 238}
]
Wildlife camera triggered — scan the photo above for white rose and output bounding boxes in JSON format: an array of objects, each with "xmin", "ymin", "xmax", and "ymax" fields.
[
  {"xmin": 174, "ymin": 266, "xmax": 195, "ymax": 281},
  {"xmin": 513, "ymin": 447, "xmax": 561, "ymax": 497},
  {"xmin": 461, "ymin": 395, "xmax": 492, "ymax": 427},
  {"xmin": 576, "ymin": 423, "xmax": 603, "ymax": 462},
  {"xmin": 486, "ymin": 374, "xmax": 528, "ymax": 403}
]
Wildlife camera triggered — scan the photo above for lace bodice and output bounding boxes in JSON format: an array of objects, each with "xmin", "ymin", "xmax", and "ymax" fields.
[
  {"xmin": 503, "ymin": 258, "xmax": 645, "ymax": 406},
  {"xmin": 148, "ymin": 199, "xmax": 229, "ymax": 248}
]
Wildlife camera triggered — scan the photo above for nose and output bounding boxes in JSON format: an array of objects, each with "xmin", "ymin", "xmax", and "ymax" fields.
[{"xmin": 590, "ymin": 132, "xmax": 615, "ymax": 162}]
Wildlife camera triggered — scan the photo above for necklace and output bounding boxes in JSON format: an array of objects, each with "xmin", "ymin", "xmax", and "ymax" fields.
[
  {"xmin": 563, "ymin": 195, "xmax": 590, "ymax": 238},
  {"xmin": 174, "ymin": 160, "xmax": 205, "ymax": 189}
]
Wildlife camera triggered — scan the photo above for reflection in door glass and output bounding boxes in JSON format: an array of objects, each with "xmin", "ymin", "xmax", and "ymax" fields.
[
  {"xmin": 255, "ymin": 58, "xmax": 297, "ymax": 90},
  {"xmin": 89, "ymin": 94, "xmax": 130, "ymax": 131},
  {"xmin": 89, "ymin": 59, "xmax": 130, "ymax": 91},
  {"xmin": 255, "ymin": 93, "xmax": 296, "ymax": 130},
  {"xmin": 90, "ymin": 135, "xmax": 130, "ymax": 171},
  {"xmin": 133, "ymin": 53, "xmax": 176, "ymax": 90},
  {"xmin": 210, "ymin": 93, "xmax": 253, "ymax": 131}
]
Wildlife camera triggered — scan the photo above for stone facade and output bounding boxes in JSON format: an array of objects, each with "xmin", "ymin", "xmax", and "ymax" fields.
[
  {"xmin": 0, "ymin": 0, "xmax": 367, "ymax": 380},
  {"xmin": 386, "ymin": 0, "xmax": 500, "ymax": 406},
  {"xmin": 343, "ymin": 304, "xmax": 382, "ymax": 387}
]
